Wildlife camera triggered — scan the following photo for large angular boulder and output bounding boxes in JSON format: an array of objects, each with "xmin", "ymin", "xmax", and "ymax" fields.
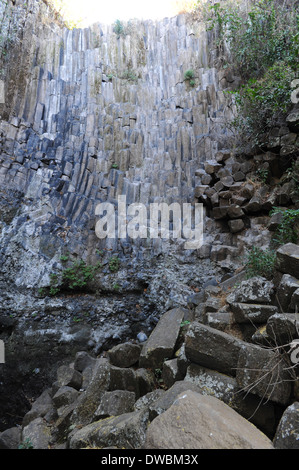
[
  {"xmin": 139, "ymin": 308, "xmax": 187, "ymax": 370},
  {"xmin": 277, "ymin": 274, "xmax": 299, "ymax": 312},
  {"xmin": 273, "ymin": 402, "xmax": 299, "ymax": 449},
  {"xmin": 144, "ymin": 390, "xmax": 274, "ymax": 449},
  {"xmin": 184, "ymin": 364, "xmax": 276, "ymax": 437},
  {"xmin": 185, "ymin": 322, "xmax": 245, "ymax": 376},
  {"xmin": 226, "ymin": 277, "xmax": 274, "ymax": 305},
  {"xmin": 276, "ymin": 243, "xmax": 299, "ymax": 279},
  {"xmin": 266, "ymin": 313, "xmax": 299, "ymax": 345},
  {"xmin": 236, "ymin": 343, "xmax": 292, "ymax": 406},
  {"xmin": 107, "ymin": 342, "xmax": 141, "ymax": 368},
  {"xmin": 21, "ymin": 417, "xmax": 52, "ymax": 450},
  {"xmin": 71, "ymin": 359, "xmax": 111, "ymax": 426},
  {"xmin": 69, "ymin": 409, "xmax": 149, "ymax": 449}
]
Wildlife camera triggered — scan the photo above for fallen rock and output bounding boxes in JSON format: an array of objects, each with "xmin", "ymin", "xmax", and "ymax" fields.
[
  {"xmin": 94, "ymin": 391, "xmax": 136, "ymax": 419},
  {"xmin": 277, "ymin": 274, "xmax": 299, "ymax": 312},
  {"xmin": 0, "ymin": 427, "xmax": 21, "ymax": 449},
  {"xmin": 139, "ymin": 308, "xmax": 187, "ymax": 370},
  {"xmin": 71, "ymin": 358, "xmax": 110, "ymax": 426},
  {"xmin": 21, "ymin": 417, "xmax": 51, "ymax": 450},
  {"xmin": 266, "ymin": 313, "xmax": 299, "ymax": 346},
  {"xmin": 230, "ymin": 303, "xmax": 278, "ymax": 324},
  {"xmin": 184, "ymin": 364, "xmax": 276, "ymax": 437},
  {"xmin": 144, "ymin": 390, "xmax": 274, "ymax": 449},
  {"xmin": 185, "ymin": 322, "xmax": 245, "ymax": 376},
  {"xmin": 107, "ymin": 342, "xmax": 141, "ymax": 368},
  {"xmin": 69, "ymin": 409, "xmax": 149, "ymax": 449},
  {"xmin": 226, "ymin": 277, "xmax": 274, "ymax": 304},
  {"xmin": 236, "ymin": 343, "xmax": 292, "ymax": 406},
  {"xmin": 273, "ymin": 402, "xmax": 299, "ymax": 449},
  {"xmin": 276, "ymin": 243, "xmax": 299, "ymax": 279}
]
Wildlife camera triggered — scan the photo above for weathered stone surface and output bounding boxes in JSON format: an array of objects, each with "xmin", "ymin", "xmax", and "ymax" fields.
[
  {"xmin": 226, "ymin": 277, "xmax": 274, "ymax": 305},
  {"xmin": 274, "ymin": 402, "xmax": 299, "ymax": 449},
  {"xmin": 107, "ymin": 342, "xmax": 141, "ymax": 368},
  {"xmin": 184, "ymin": 364, "xmax": 276, "ymax": 436},
  {"xmin": 53, "ymin": 386, "xmax": 79, "ymax": 410},
  {"xmin": 109, "ymin": 366, "xmax": 138, "ymax": 395},
  {"xmin": 162, "ymin": 358, "xmax": 184, "ymax": 388},
  {"xmin": 185, "ymin": 322, "xmax": 245, "ymax": 376},
  {"xmin": 148, "ymin": 380, "xmax": 202, "ymax": 421},
  {"xmin": 22, "ymin": 389, "xmax": 54, "ymax": 427},
  {"xmin": 276, "ymin": 243, "xmax": 299, "ymax": 278},
  {"xmin": 56, "ymin": 366, "xmax": 83, "ymax": 391},
  {"xmin": 21, "ymin": 417, "xmax": 51, "ymax": 450},
  {"xmin": 144, "ymin": 391, "xmax": 274, "ymax": 449},
  {"xmin": 139, "ymin": 308, "xmax": 186, "ymax": 370},
  {"xmin": 94, "ymin": 391, "xmax": 136, "ymax": 419},
  {"xmin": 69, "ymin": 409, "xmax": 149, "ymax": 449},
  {"xmin": 266, "ymin": 313, "xmax": 299, "ymax": 345},
  {"xmin": 71, "ymin": 359, "xmax": 111, "ymax": 426},
  {"xmin": 277, "ymin": 274, "xmax": 299, "ymax": 312},
  {"xmin": 236, "ymin": 343, "xmax": 292, "ymax": 405},
  {"xmin": 0, "ymin": 427, "xmax": 21, "ymax": 449},
  {"xmin": 230, "ymin": 303, "xmax": 278, "ymax": 324},
  {"xmin": 228, "ymin": 219, "xmax": 245, "ymax": 233}
]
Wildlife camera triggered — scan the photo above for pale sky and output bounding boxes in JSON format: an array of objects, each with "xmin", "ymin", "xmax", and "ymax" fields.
[{"xmin": 64, "ymin": 0, "xmax": 179, "ymax": 26}]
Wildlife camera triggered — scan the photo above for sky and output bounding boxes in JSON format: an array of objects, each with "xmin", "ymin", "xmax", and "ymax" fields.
[{"xmin": 63, "ymin": 0, "xmax": 180, "ymax": 26}]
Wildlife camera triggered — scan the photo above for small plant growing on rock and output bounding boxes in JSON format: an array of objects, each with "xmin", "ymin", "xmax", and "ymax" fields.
[
  {"xmin": 109, "ymin": 256, "xmax": 120, "ymax": 273},
  {"xmin": 184, "ymin": 69, "xmax": 196, "ymax": 87}
]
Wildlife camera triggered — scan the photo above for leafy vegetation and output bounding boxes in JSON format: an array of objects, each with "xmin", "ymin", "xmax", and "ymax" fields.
[
  {"xmin": 270, "ymin": 207, "xmax": 299, "ymax": 245},
  {"xmin": 184, "ymin": 69, "xmax": 196, "ymax": 87},
  {"xmin": 205, "ymin": 0, "xmax": 299, "ymax": 146},
  {"xmin": 246, "ymin": 246, "xmax": 276, "ymax": 280}
]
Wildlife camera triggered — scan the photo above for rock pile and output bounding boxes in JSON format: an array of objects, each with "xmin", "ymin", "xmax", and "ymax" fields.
[{"xmin": 1, "ymin": 243, "xmax": 298, "ymax": 449}]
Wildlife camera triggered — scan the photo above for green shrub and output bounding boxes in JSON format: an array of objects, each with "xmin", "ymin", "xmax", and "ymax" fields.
[
  {"xmin": 48, "ymin": 257, "xmax": 101, "ymax": 296},
  {"xmin": 270, "ymin": 207, "xmax": 299, "ymax": 245},
  {"xmin": 205, "ymin": 0, "xmax": 298, "ymax": 146},
  {"xmin": 231, "ymin": 61, "xmax": 296, "ymax": 145},
  {"xmin": 113, "ymin": 20, "xmax": 126, "ymax": 38},
  {"xmin": 246, "ymin": 247, "xmax": 276, "ymax": 280},
  {"xmin": 184, "ymin": 69, "xmax": 195, "ymax": 80},
  {"xmin": 109, "ymin": 256, "xmax": 120, "ymax": 273}
]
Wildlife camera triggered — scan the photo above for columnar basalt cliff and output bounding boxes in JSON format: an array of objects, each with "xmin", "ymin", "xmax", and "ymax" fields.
[{"xmin": 0, "ymin": 0, "xmax": 298, "ymax": 445}]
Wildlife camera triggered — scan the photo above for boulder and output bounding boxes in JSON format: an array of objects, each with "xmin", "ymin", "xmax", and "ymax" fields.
[
  {"xmin": 56, "ymin": 365, "xmax": 82, "ymax": 391},
  {"xmin": 22, "ymin": 389, "xmax": 54, "ymax": 427},
  {"xmin": 94, "ymin": 391, "xmax": 136, "ymax": 419},
  {"xmin": 228, "ymin": 219, "xmax": 245, "ymax": 233},
  {"xmin": 69, "ymin": 409, "xmax": 149, "ymax": 449},
  {"xmin": 276, "ymin": 243, "xmax": 299, "ymax": 279},
  {"xmin": 139, "ymin": 308, "xmax": 187, "ymax": 370},
  {"xmin": 71, "ymin": 359, "xmax": 111, "ymax": 426},
  {"xmin": 274, "ymin": 402, "xmax": 299, "ymax": 449},
  {"xmin": 184, "ymin": 364, "xmax": 276, "ymax": 436},
  {"xmin": 230, "ymin": 303, "xmax": 278, "ymax": 324},
  {"xmin": 184, "ymin": 322, "xmax": 245, "ymax": 376},
  {"xmin": 109, "ymin": 366, "xmax": 138, "ymax": 395},
  {"xmin": 21, "ymin": 417, "xmax": 52, "ymax": 450},
  {"xmin": 107, "ymin": 342, "xmax": 141, "ymax": 368},
  {"xmin": 148, "ymin": 380, "xmax": 202, "ymax": 421},
  {"xmin": 226, "ymin": 277, "xmax": 274, "ymax": 304},
  {"xmin": 52, "ymin": 386, "xmax": 79, "ymax": 410},
  {"xmin": 266, "ymin": 313, "xmax": 299, "ymax": 345},
  {"xmin": 0, "ymin": 427, "xmax": 21, "ymax": 449},
  {"xmin": 277, "ymin": 274, "xmax": 299, "ymax": 312},
  {"xmin": 236, "ymin": 343, "xmax": 292, "ymax": 406},
  {"xmin": 144, "ymin": 390, "xmax": 274, "ymax": 449}
]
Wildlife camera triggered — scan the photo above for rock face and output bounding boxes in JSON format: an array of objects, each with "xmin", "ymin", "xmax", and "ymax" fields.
[
  {"xmin": 144, "ymin": 390, "xmax": 274, "ymax": 449},
  {"xmin": 0, "ymin": 0, "xmax": 299, "ymax": 450}
]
